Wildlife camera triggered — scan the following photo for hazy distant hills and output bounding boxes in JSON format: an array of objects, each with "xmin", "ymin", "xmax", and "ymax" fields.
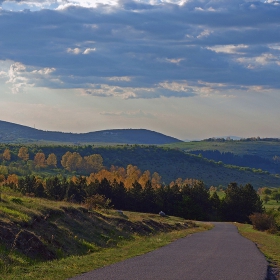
[{"xmin": 0, "ymin": 120, "xmax": 182, "ymax": 145}]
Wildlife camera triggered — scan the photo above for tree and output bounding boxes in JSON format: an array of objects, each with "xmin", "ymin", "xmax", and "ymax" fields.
[
  {"xmin": 6, "ymin": 174, "xmax": 18, "ymax": 188},
  {"xmin": 129, "ymin": 180, "xmax": 143, "ymax": 211},
  {"xmin": 61, "ymin": 152, "xmax": 83, "ymax": 172},
  {"xmin": 18, "ymin": 175, "xmax": 37, "ymax": 194},
  {"xmin": 84, "ymin": 194, "xmax": 112, "ymax": 211},
  {"xmin": 142, "ymin": 180, "xmax": 157, "ymax": 213},
  {"xmin": 45, "ymin": 176, "xmax": 66, "ymax": 200},
  {"xmin": 263, "ymin": 194, "xmax": 270, "ymax": 204},
  {"xmin": 0, "ymin": 165, "xmax": 8, "ymax": 176},
  {"xmin": 210, "ymin": 191, "xmax": 221, "ymax": 220},
  {"xmin": 263, "ymin": 188, "xmax": 272, "ymax": 195},
  {"xmin": 18, "ymin": 147, "xmax": 29, "ymax": 161},
  {"xmin": 125, "ymin": 165, "xmax": 141, "ymax": 189},
  {"xmin": 46, "ymin": 153, "xmax": 57, "ymax": 167},
  {"xmin": 84, "ymin": 154, "xmax": 103, "ymax": 173},
  {"xmin": 272, "ymin": 192, "xmax": 280, "ymax": 203},
  {"xmin": 138, "ymin": 170, "xmax": 150, "ymax": 188},
  {"xmin": 34, "ymin": 152, "xmax": 46, "ymax": 168},
  {"xmin": 111, "ymin": 180, "xmax": 127, "ymax": 210},
  {"xmin": 151, "ymin": 172, "xmax": 161, "ymax": 189},
  {"xmin": 222, "ymin": 183, "xmax": 263, "ymax": 222},
  {"xmin": 3, "ymin": 149, "xmax": 11, "ymax": 161},
  {"xmin": 61, "ymin": 151, "xmax": 72, "ymax": 169}
]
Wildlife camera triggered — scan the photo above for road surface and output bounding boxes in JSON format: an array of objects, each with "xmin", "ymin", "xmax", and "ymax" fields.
[{"xmin": 70, "ymin": 222, "xmax": 268, "ymax": 280}]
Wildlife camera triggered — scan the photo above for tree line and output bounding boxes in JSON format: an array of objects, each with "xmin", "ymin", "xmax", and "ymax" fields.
[
  {"xmin": 0, "ymin": 146, "xmax": 104, "ymax": 175},
  {"xmin": 5, "ymin": 172, "xmax": 263, "ymax": 222}
]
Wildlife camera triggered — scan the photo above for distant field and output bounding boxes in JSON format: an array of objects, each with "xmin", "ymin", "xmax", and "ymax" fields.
[{"xmin": 165, "ymin": 140, "xmax": 280, "ymax": 160}]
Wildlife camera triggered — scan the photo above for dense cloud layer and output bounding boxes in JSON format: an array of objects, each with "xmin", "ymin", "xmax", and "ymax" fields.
[{"xmin": 0, "ymin": 0, "xmax": 279, "ymax": 98}]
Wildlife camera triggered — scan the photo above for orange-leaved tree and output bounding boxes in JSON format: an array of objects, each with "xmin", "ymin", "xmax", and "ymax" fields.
[
  {"xmin": 18, "ymin": 147, "xmax": 29, "ymax": 161},
  {"xmin": 46, "ymin": 153, "xmax": 57, "ymax": 167},
  {"xmin": 34, "ymin": 152, "xmax": 46, "ymax": 168},
  {"xmin": 3, "ymin": 148, "xmax": 11, "ymax": 161}
]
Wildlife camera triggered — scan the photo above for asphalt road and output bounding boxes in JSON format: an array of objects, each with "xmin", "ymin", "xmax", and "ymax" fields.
[{"xmin": 70, "ymin": 222, "xmax": 268, "ymax": 280}]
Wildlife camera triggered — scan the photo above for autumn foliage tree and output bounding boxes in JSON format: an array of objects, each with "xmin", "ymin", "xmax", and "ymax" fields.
[
  {"xmin": 6, "ymin": 174, "xmax": 18, "ymax": 187},
  {"xmin": 34, "ymin": 152, "xmax": 46, "ymax": 168},
  {"xmin": 18, "ymin": 147, "xmax": 29, "ymax": 161},
  {"xmin": 61, "ymin": 151, "xmax": 103, "ymax": 173},
  {"xmin": 3, "ymin": 148, "xmax": 11, "ymax": 161},
  {"xmin": 84, "ymin": 154, "xmax": 103, "ymax": 173},
  {"xmin": 46, "ymin": 153, "xmax": 57, "ymax": 167}
]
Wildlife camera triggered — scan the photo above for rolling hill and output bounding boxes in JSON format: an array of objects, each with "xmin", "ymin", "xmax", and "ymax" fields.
[
  {"xmin": 165, "ymin": 139, "xmax": 280, "ymax": 175},
  {"xmin": 0, "ymin": 120, "xmax": 182, "ymax": 145},
  {"xmin": 5, "ymin": 144, "xmax": 278, "ymax": 189}
]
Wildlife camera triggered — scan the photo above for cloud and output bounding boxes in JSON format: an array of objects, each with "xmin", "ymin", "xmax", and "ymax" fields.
[
  {"xmin": 67, "ymin": 48, "xmax": 82, "ymax": 55},
  {"xmin": 207, "ymin": 45, "xmax": 249, "ymax": 54},
  {"xmin": 0, "ymin": 0, "xmax": 280, "ymax": 97},
  {"xmin": 82, "ymin": 82, "xmax": 195, "ymax": 99},
  {"xmin": 83, "ymin": 48, "xmax": 96, "ymax": 54},
  {"xmin": 3, "ymin": 61, "xmax": 58, "ymax": 93},
  {"xmin": 100, "ymin": 110, "xmax": 156, "ymax": 118}
]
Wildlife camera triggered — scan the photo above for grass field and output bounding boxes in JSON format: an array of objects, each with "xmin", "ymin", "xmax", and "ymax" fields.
[
  {"xmin": 236, "ymin": 223, "xmax": 280, "ymax": 279},
  {"xmin": 263, "ymin": 200, "xmax": 280, "ymax": 210}
]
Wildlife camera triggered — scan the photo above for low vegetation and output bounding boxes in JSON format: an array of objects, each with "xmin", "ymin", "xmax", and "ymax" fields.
[
  {"xmin": 0, "ymin": 188, "xmax": 210, "ymax": 279},
  {"xmin": 236, "ymin": 223, "xmax": 280, "ymax": 279}
]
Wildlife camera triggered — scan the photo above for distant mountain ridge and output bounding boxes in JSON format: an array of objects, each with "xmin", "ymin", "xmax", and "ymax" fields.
[{"xmin": 0, "ymin": 120, "xmax": 182, "ymax": 145}]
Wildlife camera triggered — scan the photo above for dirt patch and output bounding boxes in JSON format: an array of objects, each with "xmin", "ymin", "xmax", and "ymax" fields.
[{"xmin": 0, "ymin": 221, "xmax": 55, "ymax": 260}]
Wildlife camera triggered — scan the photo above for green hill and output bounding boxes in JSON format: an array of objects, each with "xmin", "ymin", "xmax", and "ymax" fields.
[
  {"xmin": 0, "ymin": 120, "xmax": 182, "ymax": 145},
  {"xmin": 89, "ymin": 145, "xmax": 280, "ymax": 188},
  {"xmin": 164, "ymin": 139, "xmax": 280, "ymax": 175},
  {"xmin": 3, "ymin": 144, "xmax": 278, "ymax": 188}
]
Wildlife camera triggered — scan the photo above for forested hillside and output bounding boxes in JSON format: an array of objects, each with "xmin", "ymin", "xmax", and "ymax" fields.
[
  {"xmin": 0, "ymin": 121, "xmax": 181, "ymax": 144},
  {"xmin": 166, "ymin": 138, "xmax": 280, "ymax": 175},
  {"xmin": 0, "ymin": 144, "xmax": 280, "ymax": 188}
]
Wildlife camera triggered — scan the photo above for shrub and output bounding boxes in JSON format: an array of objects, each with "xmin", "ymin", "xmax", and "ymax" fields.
[
  {"xmin": 84, "ymin": 194, "xmax": 112, "ymax": 211},
  {"xmin": 249, "ymin": 213, "xmax": 277, "ymax": 232}
]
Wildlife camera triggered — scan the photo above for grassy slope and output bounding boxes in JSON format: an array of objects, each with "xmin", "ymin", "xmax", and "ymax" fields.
[
  {"xmin": 236, "ymin": 223, "xmax": 280, "ymax": 279},
  {"xmin": 0, "ymin": 188, "xmax": 210, "ymax": 279}
]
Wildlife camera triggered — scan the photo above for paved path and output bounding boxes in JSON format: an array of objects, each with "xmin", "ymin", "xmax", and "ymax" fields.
[{"xmin": 70, "ymin": 222, "xmax": 268, "ymax": 280}]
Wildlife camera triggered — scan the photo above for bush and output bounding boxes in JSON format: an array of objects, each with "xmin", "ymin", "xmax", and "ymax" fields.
[
  {"xmin": 249, "ymin": 213, "xmax": 277, "ymax": 232},
  {"xmin": 84, "ymin": 194, "xmax": 112, "ymax": 211}
]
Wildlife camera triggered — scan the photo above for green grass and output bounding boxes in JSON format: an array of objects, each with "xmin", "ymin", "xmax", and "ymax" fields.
[
  {"xmin": 259, "ymin": 194, "xmax": 280, "ymax": 210},
  {"xmin": 263, "ymin": 200, "xmax": 280, "ymax": 210},
  {"xmin": 0, "ymin": 205, "xmax": 30, "ymax": 223},
  {"xmin": 0, "ymin": 188, "xmax": 212, "ymax": 279},
  {"xmin": 1, "ymin": 225, "xmax": 210, "ymax": 280},
  {"xmin": 236, "ymin": 223, "xmax": 280, "ymax": 277}
]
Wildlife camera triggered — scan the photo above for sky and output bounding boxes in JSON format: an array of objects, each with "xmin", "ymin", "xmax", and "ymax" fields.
[{"xmin": 0, "ymin": 0, "xmax": 279, "ymax": 140}]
